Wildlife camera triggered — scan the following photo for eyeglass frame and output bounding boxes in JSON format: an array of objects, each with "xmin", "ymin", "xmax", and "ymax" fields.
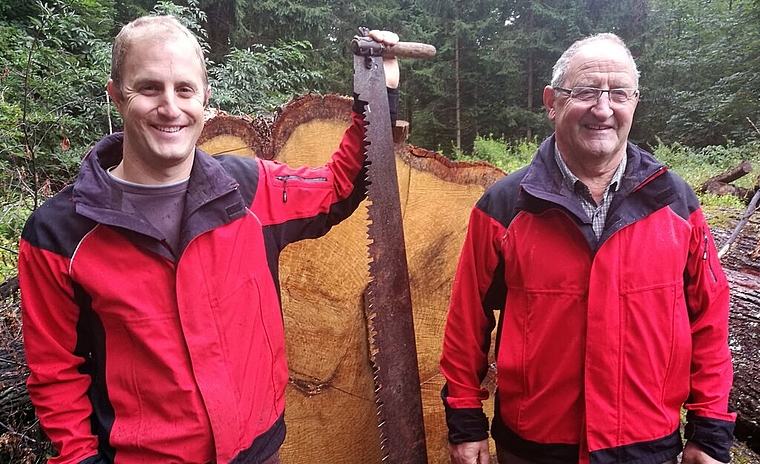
[{"xmin": 553, "ymin": 86, "xmax": 640, "ymax": 104}]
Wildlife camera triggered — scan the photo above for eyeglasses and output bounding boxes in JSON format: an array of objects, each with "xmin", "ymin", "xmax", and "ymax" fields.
[{"xmin": 554, "ymin": 86, "xmax": 639, "ymax": 104}]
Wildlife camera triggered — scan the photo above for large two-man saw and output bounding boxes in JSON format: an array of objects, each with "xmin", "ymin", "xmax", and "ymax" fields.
[{"xmin": 351, "ymin": 29, "xmax": 436, "ymax": 463}]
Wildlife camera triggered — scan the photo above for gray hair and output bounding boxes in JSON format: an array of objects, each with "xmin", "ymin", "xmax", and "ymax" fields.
[
  {"xmin": 110, "ymin": 15, "xmax": 208, "ymax": 99},
  {"xmin": 550, "ymin": 33, "xmax": 640, "ymax": 88}
]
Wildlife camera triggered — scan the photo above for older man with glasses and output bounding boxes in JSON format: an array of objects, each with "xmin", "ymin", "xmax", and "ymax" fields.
[{"xmin": 440, "ymin": 33, "xmax": 735, "ymax": 464}]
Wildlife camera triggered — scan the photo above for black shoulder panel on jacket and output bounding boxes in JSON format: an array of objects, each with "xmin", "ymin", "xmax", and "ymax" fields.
[
  {"xmin": 21, "ymin": 185, "xmax": 98, "ymax": 258},
  {"xmin": 624, "ymin": 143, "xmax": 701, "ymax": 222},
  {"xmin": 213, "ymin": 154, "xmax": 260, "ymax": 207},
  {"xmin": 612, "ymin": 168, "xmax": 701, "ymax": 236},
  {"xmin": 476, "ymin": 165, "xmax": 529, "ymax": 229},
  {"xmin": 656, "ymin": 170, "xmax": 701, "ymax": 220}
]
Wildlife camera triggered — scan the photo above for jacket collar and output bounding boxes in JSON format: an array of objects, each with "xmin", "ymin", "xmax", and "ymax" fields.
[
  {"xmin": 516, "ymin": 135, "xmax": 670, "ymax": 248},
  {"xmin": 72, "ymin": 132, "xmax": 243, "ymax": 239},
  {"xmin": 520, "ymin": 134, "xmax": 666, "ymax": 208}
]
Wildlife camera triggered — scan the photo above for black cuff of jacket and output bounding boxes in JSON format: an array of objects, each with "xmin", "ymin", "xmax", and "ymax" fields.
[
  {"xmin": 441, "ymin": 384, "xmax": 489, "ymax": 444},
  {"xmin": 352, "ymin": 87, "xmax": 399, "ymax": 127},
  {"xmin": 684, "ymin": 412, "xmax": 735, "ymax": 463},
  {"xmin": 445, "ymin": 407, "xmax": 490, "ymax": 444}
]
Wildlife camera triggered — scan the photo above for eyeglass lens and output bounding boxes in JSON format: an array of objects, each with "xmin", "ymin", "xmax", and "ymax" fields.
[{"xmin": 572, "ymin": 87, "xmax": 636, "ymax": 103}]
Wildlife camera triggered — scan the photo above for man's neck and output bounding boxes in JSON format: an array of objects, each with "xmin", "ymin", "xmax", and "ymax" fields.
[
  {"xmin": 558, "ymin": 151, "xmax": 625, "ymax": 203},
  {"xmin": 110, "ymin": 158, "xmax": 194, "ymax": 186}
]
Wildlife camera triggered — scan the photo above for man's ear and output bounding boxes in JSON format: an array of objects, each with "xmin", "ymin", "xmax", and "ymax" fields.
[
  {"xmin": 106, "ymin": 79, "xmax": 122, "ymax": 108},
  {"xmin": 543, "ymin": 85, "xmax": 557, "ymax": 122},
  {"xmin": 204, "ymin": 85, "xmax": 211, "ymax": 107}
]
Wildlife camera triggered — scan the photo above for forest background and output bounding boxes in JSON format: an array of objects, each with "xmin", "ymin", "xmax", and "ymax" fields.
[{"xmin": 2, "ymin": 0, "xmax": 760, "ymax": 280}]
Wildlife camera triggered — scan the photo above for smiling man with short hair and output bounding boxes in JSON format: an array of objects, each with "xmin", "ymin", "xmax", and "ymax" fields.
[{"xmin": 19, "ymin": 15, "xmax": 401, "ymax": 464}]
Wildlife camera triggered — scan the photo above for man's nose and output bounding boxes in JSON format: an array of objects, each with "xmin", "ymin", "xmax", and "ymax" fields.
[
  {"xmin": 590, "ymin": 92, "xmax": 614, "ymax": 117},
  {"xmin": 157, "ymin": 91, "xmax": 182, "ymax": 118}
]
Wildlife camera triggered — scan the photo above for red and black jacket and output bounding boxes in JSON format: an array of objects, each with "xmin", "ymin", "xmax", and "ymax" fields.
[
  {"xmin": 440, "ymin": 135, "xmax": 736, "ymax": 464},
  {"xmin": 19, "ymin": 106, "xmax": 375, "ymax": 464}
]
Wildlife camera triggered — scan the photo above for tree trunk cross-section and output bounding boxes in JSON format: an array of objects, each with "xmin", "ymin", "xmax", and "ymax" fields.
[
  {"xmin": 198, "ymin": 95, "xmax": 760, "ymax": 460},
  {"xmin": 200, "ymin": 94, "xmax": 503, "ymax": 463},
  {"xmin": 199, "ymin": 101, "xmax": 760, "ymax": 460}
]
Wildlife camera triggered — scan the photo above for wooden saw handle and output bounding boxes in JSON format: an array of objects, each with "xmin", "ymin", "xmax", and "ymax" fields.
[
  {"xmin": 383, "ymin": 41, "xmax": 436, "ymax": 59},
  {"xmin": 351, "ymin": 36, "xmax": 436, "ymax": 60}
]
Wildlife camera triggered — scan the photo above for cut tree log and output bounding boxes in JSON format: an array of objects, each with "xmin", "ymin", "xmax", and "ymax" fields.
[
  {"xmin": 198, "ymin": 96, "xmax": 760, "ymax": 461},
  {"xmin": 197, "ymin": 95, "xmax": 760, "ymax": 462},
  {"xmin": 700, "ymin": 161, "xmax": 753, "ymax": 189},
  {"xmin": 199, "ymin": 94, "xmax": 504, "ymax": 463},
  {"xmin": 727, "ymin": 273, "xmax": 760, "ymax": 448},
  {"xmin": 198, "ymin": 109, "xmax": 270, "ymax": 158}
]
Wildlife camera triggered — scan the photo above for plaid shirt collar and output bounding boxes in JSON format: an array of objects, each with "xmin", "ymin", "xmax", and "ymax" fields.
[
  {"xmin": 554, "ymin": 143, "xmax": 627, "ymax": 238},
  {"xmin": 554, "ymin": 143, "xmax": 626, "ymax": 196}
]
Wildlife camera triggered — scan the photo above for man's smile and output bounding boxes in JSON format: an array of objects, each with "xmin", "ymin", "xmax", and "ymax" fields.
[{"xmin": 153, "ymin": 125, "xmax": 184, "ymax": 133}]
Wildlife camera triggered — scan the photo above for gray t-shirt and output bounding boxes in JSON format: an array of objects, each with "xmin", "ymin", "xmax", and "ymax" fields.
[{"xmin": 108, "ymin": 169, "xmax": 189, "ymax": 254}]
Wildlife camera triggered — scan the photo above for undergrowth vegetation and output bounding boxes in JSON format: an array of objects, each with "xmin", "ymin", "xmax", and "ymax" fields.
[
  {"xmin": 458, "ymin": 134, "xmax": 760, "ymax": 197},
  {"xmin": 653, "ymin": 140, "xmax": 760, "ymax": 228}
]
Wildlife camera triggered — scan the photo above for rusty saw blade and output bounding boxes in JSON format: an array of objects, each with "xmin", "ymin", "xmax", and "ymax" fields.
[{"xmin": 352, "ymin": 29, "xmax": 435, "ymax": 463}]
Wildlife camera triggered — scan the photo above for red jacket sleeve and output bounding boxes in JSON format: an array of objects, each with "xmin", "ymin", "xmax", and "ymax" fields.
[
  {"xmin": 439, "ymin": 206, "xmax": 504, "ymax": 442},
  {"xmin": 19, "ymin": 238, "xmax": 101, "ymax": 464},
  {"xmin": 683, "ymin": 207, "xmax": 736, "ymax": 461},
  {"xmin": 250, "ymin": 111, "xmax": 367, "ymax": 234},
  {"xmin": 250, "ymin": 89, "xmax": 401, "ymax": 246}
]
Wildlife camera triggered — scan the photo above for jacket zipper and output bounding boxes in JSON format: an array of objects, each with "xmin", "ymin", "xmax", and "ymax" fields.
[{"xmin": 275, "ymin": 175, "xmax": 328, "ymax": 203}]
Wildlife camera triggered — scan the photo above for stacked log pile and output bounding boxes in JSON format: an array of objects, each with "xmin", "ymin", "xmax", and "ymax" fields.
[{"xmin": 1, "ymin": 94, "xmax": 759, "ymax": 463}]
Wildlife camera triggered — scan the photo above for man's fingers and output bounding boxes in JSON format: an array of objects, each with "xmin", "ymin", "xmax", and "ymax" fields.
[{"xmin": 368, "ymin": 30, "xmax": 399, "ymax": 46}]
